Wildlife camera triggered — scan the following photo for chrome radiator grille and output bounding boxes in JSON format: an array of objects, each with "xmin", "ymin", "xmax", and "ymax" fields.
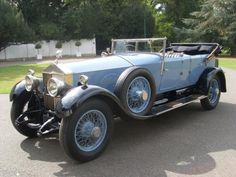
[
  {"xmin": 43, "ymin": 73, "xmax": 59, "ymax": 110},
  {"xmin": 43, "ymin": 73, "xmax": 52, "ymax": 92}
]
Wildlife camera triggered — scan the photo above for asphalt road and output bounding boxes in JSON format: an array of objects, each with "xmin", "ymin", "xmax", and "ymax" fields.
[{"xmin": 0, "ymin": 68, "xmax": 236, "ymax": 177}]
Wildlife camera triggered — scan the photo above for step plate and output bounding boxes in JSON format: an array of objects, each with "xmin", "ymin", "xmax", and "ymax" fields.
[{"xmin": 150, "ymin": 95, "xmax": 207, "ymax": 117}]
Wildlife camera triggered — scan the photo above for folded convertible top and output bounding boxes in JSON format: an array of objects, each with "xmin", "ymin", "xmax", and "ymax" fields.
[{"xmin": 167, "ymin": 43, "xmax": 221, "ymax": 56}]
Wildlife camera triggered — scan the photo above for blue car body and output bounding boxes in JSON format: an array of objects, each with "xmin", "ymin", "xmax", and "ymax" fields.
[
  {"xmin": 52, "ymin": 52, "xmax": 215, "ymax": 94},
  {"xmin": 10, "ymin": 38, "xmax": 226, "ymax": 119}
]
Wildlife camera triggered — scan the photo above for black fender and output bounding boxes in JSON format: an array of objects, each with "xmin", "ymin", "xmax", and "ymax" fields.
[
  {"xmin": 10, "ymin": 80, "xmax": 29, "ymax": 101},
  {"xmin": 57, "ymin": 85, "xmax": 127, "ymax": 118},
  {"xmin": 57, "ymin": 85, "xmax": 154, "ymax": 120},
  {"xmin": 114, "ymin": 66, "xmax": 156, "ymax": 97},
  {"xmin": 58, "ymin": 85, "xmax": 123, "ymax": 113},
  {"xmin": 10, "ymin": 79, "xmax": 44, "ymax": 102},
  {"xmin": 197, "ymin": 67, "xmax": 226, "ymax": 94}
]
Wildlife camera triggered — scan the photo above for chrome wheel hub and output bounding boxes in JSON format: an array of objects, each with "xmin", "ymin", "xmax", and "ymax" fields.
[
  {"xmin": 91, "ymin": 127, "xmax": 101, "ymax": 138},
  {"xmin": 136, "ymin": 90, "xmax": 149, "ymax": 101}
]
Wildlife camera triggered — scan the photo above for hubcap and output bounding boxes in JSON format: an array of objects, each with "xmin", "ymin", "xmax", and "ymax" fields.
[
  {"xmin": 127, "ymin": 76, "xmax": 151, "ymax": 113},
  {"xmin": 136, "ymin": 90, "xmax": 149, "ymax": 101},
  {"xmin": 91, "ymin": 127, "xmax": 101, "ymax": 138},
  {"xmin": 208, "ymin": 79, "xmax": 220, "ymax": 104},
  {"xmin": 74, "ymin": 110, "xmax": 107, "ymax": 152}
]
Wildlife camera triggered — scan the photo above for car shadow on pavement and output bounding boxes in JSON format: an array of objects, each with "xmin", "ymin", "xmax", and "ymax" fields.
[{"xmin": 20, "ymin": 101, "xmax": 236, "ymax": 177}]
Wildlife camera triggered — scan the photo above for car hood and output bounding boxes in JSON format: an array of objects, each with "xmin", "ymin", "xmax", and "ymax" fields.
[
  {"xmin": 43, "ymin": 55, "xmax": 133, "ymax": 75},
  {"xmin": 117, "ymin": 53, "xmax": 161, "ymax": 66},
  {"xmin": 43, "ymin": 56, "xmax": 133, "ymax": 89}
]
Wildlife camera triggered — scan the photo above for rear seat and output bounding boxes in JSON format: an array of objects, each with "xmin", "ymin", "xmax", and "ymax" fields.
[{"xmin": 167, "ymin": 44, "xmax": 219, "ymax": 55}]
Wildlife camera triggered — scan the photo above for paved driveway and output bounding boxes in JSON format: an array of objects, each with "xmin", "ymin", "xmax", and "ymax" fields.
[{"xmin": 0, "ymin": 69, "xmax": 236, "ymax": 177}]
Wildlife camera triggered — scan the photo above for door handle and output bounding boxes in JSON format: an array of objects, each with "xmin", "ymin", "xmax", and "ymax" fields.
[{"xmin": 164, "ymin": 68, "xmax": 168, "ymax": 72}]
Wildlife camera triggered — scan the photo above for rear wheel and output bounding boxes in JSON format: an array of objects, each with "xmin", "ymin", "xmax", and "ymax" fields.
[
  {"xmin": 201, "ymin": 77, "xmax": 221, "ymax": 110},
  {"xmin": 59, "ymin": 99, "xmax": 113, "ymax": 162}
]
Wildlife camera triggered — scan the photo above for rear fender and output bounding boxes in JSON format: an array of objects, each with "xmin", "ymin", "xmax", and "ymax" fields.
[{"xmin": 197, "ymin": 67, "xmax": 226, "ymax": 94}]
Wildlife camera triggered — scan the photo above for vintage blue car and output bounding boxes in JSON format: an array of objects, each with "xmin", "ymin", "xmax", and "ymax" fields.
[{"xmin": 10, "ymin": 38, "xmax": 226, "ymax": 162}]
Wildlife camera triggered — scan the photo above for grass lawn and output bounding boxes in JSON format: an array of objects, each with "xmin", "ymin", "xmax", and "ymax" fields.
[
  {"xmin": 0, "ymin": 64, "xmax": 49, "ymax": 94},
  {"xmin": 219, "ymin": 57, "xmax": 236, "ymax": 71}
]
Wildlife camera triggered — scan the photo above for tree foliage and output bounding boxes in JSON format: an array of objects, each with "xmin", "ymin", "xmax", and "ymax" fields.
[
  {"xmin": 61, "ymin": 0, "xmax": 155, "ymax": 52},
  {"xmin": 150, "ymin": 0, "xmax": 202, "ymax": 41},
  {"xmin": 2, "ymin": 0, "xmax": 236, "ymax": 55},
  {"xmin": 11, "ymin": 0, "xmax": 66, "ymax": 40},
  {"xmin": 183, "ymin": 0, "xmax": 236, "ymax": 55},
  {"xmin": 8, "ymin": 0, "xmax": 155, "ymax": 51},
  {"xmin": 0, "ymin": 0, "xmax": 34, "ymax": 50}
]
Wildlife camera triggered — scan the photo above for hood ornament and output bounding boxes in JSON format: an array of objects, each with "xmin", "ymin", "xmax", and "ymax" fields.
[
  {"xmin": 27, "ymin": 69, "xmax": 35, "ymax": 76},
  {"xmin": 55, "ymin": 49, "xmax": 63, "ymax": 64}
]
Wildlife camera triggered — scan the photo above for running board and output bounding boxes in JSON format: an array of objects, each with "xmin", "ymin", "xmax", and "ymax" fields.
[{"xmin": 150, "ymin": 94, "xmax": 207, "ymax": 117}]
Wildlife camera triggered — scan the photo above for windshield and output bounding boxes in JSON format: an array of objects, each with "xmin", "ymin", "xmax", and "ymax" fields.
[{"xmin": 111, "ymin": 38, "xmax": 166, "ymax": 54}]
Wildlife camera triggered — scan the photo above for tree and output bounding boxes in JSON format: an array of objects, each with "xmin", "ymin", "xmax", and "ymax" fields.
[
  {"xmin": 35, "ymin": 42, "xmax": 42, "ymax": 54},
  {"xmin": 0, "ymin": 0, "xmax": 34, "ymax": 51},
  {"xmin": 63, "ymin": 0, "xmax": 155, "ymax": 52},
  {"xmin": 11, "ymin": 0, "xmax": 66, "ymax": 40},
  {"xmin": 183, "ymin": 0, "xmax": 236, "ymax": 55},
  {"xmin": 150, "ymin": 0, "xmax": 202, "ymax": 41},
  {"xmin": 119, "ymin": 3, "xmax": 155, "ymax": 38}
]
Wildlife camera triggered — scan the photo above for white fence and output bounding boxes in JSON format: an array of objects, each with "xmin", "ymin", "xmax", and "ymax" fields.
[{"xmin": 0, "ymin": 39, "xmax": 96, "ymax": 61}]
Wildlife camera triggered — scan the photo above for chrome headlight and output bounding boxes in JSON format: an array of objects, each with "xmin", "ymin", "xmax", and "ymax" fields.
[
  {"xmin": 25, "ymin": 75, "xmax": 38, "ymax": 92},
  {"xmin": 47, "ymin": 78, "xmax": 65, "ymax": 97}
]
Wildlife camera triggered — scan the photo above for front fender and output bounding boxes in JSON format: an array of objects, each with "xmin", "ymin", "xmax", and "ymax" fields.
[
  {"xmin": 10, "ymin": 80, "xmax": 27, "ymax": 101},
  {"xmin": 57, "ymin": 85, "xmax": 170, "ymax": 120},
  {"xmin": 197, "ymin": 67, "xmax": 226, "ymax": 94},
  {"xmin": 57, "ymin": 85, "xmax": 152, "ymax": 119},
  {"xmin": 10, "ymin": 79, "xmax": 44, "ymax": 102},
  {"xmin": 59, "ymin": 85, "xmax": 123, "ymax": 111}
]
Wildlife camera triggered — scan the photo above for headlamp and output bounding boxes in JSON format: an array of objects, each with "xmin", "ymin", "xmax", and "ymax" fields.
[
  {"xmin": 25, "ymin": 75, "xmax": 38, "ymax": 91},
  {"xmin": 47, "ymin": 77, "xmax": 65, "ymax": 97}
]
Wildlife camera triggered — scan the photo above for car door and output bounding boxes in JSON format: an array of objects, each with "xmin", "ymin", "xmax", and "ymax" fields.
[
  {"xmin": 177, "ymin": 55, "xmax": 191, "ymax": 88},
  {"xmin": 159, "ymin": 56, "xmax": 182, "ymax": 92},
  {"xmin": 189, "ymin": 55, "xmax": 206, "ymax": 85}
]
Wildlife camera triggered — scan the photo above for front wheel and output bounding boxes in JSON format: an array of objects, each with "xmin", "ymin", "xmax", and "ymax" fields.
[
  {"xmin": 11, "ymin": 92, "xmax": 43, "ymax": 137},
  {"xmin": 201, "ymin": 77, "xmax": 221, "ymax": 110},
  {"xmin": 59, "ymin": 99, "xmax": 114, "ymax": 162}
]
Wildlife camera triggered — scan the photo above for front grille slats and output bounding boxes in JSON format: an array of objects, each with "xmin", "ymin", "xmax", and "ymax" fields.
[
  {"xmin": 43, "ymin": 73, "xmax": 55, "ymax": 110},
  {"xmin": 43, "ymin": 73, "xmax": 52, "ymax": 92}
]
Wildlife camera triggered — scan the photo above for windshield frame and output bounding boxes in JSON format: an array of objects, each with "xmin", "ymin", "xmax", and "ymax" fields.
[{"xmin": 111, "ymin": 37, "xmax": 167, "ymax": 57}]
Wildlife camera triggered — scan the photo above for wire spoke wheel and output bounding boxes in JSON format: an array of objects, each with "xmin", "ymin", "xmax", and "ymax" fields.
[
  {"xmin": 59, "ymin": 99, "xmax": 113, "ymax": 162},
  {"xmin": 208, "ymin": 79, "xmax": 220, "ymax": 104},
  {"xmin": 126, "ymin": 76, "xmax": 151, "ymax": 114},
  {"xmin": 201, "ymin": 76, "xmax": 221, "ymax": 110},
  {"xmin": 74, "ymin": 110, "xmax": 107, "ymax": 152}
]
